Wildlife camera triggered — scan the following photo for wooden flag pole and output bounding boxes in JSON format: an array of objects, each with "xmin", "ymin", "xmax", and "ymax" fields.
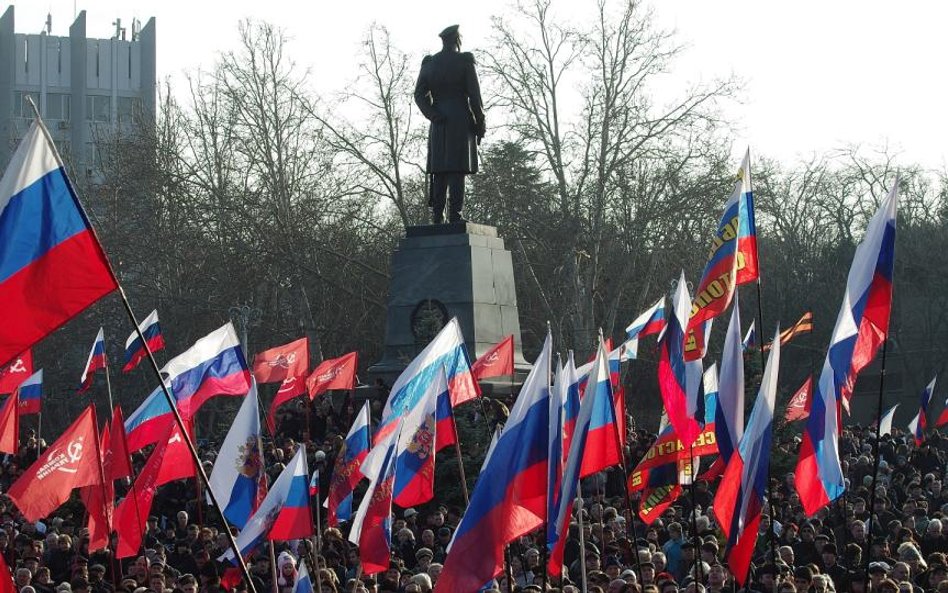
[{"xmin": 864, "ymin": 339, "xmax": 890, "ymax": 580}]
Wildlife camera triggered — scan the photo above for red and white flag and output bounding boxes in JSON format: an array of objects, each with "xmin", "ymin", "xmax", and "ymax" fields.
[
  {"xmin": 252, "ymin": 338, "xmax": 309, "ymax": 384},
  {"xmin": 0, "ymin": 351, "xmax": 32, "ymax": 395},
  {"xmin": 306, "ymin": 352, "xmax": 358, "ymax": 398},
  {"xmin": 471, "ymin": 336, "xmax": 514, "ymax": 381},
  {"xmin": 8, "ymin": 405, "xmax": 103, "ymax": 521},
  {"xmin": 784, "ymin": 377, "xmax": 812, "ymax": 422}
]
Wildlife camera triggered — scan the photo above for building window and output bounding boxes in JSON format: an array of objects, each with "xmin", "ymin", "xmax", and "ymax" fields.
[
  {"xmin": 46, "ymin": 94, "xmax": 71, "ymax": 121},
  {"xmin": 117, "ymin": 96, "xmax": 141, "ymax": 124},
  {"xmin": 85, "ymin": 95, "xmax": 111, "ymax": 122}
]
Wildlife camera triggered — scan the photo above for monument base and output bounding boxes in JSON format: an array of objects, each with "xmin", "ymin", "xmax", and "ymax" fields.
[{"xmin": 369, "ymin": 222, "xmax": 530, "ymax": 393}]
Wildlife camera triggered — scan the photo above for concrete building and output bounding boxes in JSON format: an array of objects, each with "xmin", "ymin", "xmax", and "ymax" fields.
[{"xmin": 0, "ymin": 6, "xmax": 155, "ymax": 175}]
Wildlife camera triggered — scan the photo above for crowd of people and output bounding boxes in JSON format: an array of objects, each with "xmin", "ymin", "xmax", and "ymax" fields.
[{"xmin": 0, "ymin": 389, "xmax": 945, "ymax": 593}]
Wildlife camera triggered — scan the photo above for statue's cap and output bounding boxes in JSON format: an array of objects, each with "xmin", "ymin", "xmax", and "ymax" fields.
[{"xmin": 439, "ymin": 25, "xmax": 460, "ymax": 39}]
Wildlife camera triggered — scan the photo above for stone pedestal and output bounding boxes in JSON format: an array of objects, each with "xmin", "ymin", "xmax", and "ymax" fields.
[{"xmin": 369, "ymin": 222, "xmax": 529, "ymax": 392}]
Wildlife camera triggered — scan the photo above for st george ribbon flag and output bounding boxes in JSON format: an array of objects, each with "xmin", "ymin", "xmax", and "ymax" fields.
[
  {"xmin": 685, "ymin": 149, "xmax": 758, "ymax": 361},
  {"xmin": 209, "ymin": 382, "xmax": 265, "ymax": 529},
  {"xmin": 435, "ymin": 331, "xmax": 552, "ymax": 593},
  {"xmin": 795, "ymin": 180, "xmax": 898, "ymax": 517},
  {"xmin": 220, "ymin": 445, "xmax": 312, "ymax": 563},
  {"xmin": 0, "ymin": 350, "xmax": 32, "ymax": 394},
  {"xmin": 763, "ymin": 311, "xmax": 813, "ymax": 351},
  {"xmin": 7, "ymin": 405, "xmax": 102, "ymax": 521},
  {"xmin": 78, "ymin": 328, "xmax": 107, "ymax": 393},
  {"xmin": 123, "ymin": 309, "xmax": 165, "ymax": 372},
  {"xmin": 327, "ymin": 400, "xmax": 371, "ymax": 526},
  {"xmin": 377, "ymin": 318, "xmax": 479, "ymax": 444},
  {"xmin": 714, "ymin": 326, "xmax": 782, "ymax": 584},
  {"xmin": 160, "ymin": 323, "xmax": 251, "ymax": 419},
  {"xmin": 0, "ymin": 119, "xmax": 117, "ymax": 367}
]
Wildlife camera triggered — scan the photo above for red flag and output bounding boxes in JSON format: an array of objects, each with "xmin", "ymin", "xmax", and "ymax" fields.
[
  {"xmin": 306, "ymin": 352, "xmax": 358, "ymax": 399},
  {"xmin": 114, "ymin": 418, "xmax": 196, "ymax": 558},
  {"xmin": 81, "ymin": 423, "xmax": 112, "ymax": 553},
  {"xmin": 108, "ymin": 406, "xmax": 133, "ymax": 480},
  {"xmin": 0, "ymin": 393, "xmax": 19, "ymax": 454},
  {"xmin": 251, "ymin": 338, "xmax": 309, "ymax": 384},
  {"xmin": 0, "ymin": 351, "xmax": 32, "ymax": 394},
  {"xmin": 267, "ymin": 376, "xmax": 307, "ymax": 434},
  {"xmin": 471, "ymin": 336, "xmax": 514, "ymax": 380},
  {"xmin": 0, "ymin": 551, "xmax": 16, "ymax": 593},
  {"xmin": 8, "ymin": 405, "xmax": 102, "ymax": 521},
  {"xmin": 784, "ymin": 377, "xmax": 812, "ymax": 422}
]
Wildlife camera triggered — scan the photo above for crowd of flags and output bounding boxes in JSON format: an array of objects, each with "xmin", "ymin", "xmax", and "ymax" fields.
[{"xmin": 2, "ymin": 104, "xmax": 948, "ymax": 593}]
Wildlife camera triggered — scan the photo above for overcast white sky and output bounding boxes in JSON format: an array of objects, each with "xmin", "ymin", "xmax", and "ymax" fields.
[{"xmin": 11, "ymin": 0, "xmax": 948, "ymax": 170}]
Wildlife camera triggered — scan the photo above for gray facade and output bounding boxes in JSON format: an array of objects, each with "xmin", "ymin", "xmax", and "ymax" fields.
[{"xmin": 0, "ymin": 6, "xmax": 155, "ymax": 174}]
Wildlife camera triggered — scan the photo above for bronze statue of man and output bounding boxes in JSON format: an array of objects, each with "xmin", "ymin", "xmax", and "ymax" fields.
[{"xmin": 414, "ymin": 25, "xmax": 486, "ymax": 224}]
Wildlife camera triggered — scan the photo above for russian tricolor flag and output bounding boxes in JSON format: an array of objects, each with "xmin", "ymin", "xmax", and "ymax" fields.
[
  {"xmin": 16, "ymin": 369, "xmax": 42, "ymax": 415},
  {"xmin": 435, "ymin": 332, "xmax": 552, "ymax": 593},
  {"xmin": 548, "ymin": 338, "xmax": 611, "ymax": 576},
  {"xmin": 123, "ymin": 309, "xmax": 165, "ymax": 373},
  {"xmin": 658, "ymin": 272, "xmax": 703, "ymax": 449},
  {"xmin": 160, "ymin": 323, "xmax": 251, "ymax": 419},
  {"xmin": 294, "ymin": 559, "xmax": 314, "ymax": 593},
  {"xmin": 908, "ymin": 377, "xmax": 935, "ymax": 446},
  {"xmin": 377, "ymin": 318, "xmax": 479, "ymax": 444},
  {"xmin": 309, "ymin": 470, "xmax": 320, "ymax": 497},
  {"xmin": 391, "ymin": 367, "xmax": 445, "ymax": 508},
  {"xmin": 349, "ymin": 426, "xmax": 399, "ymax": 575},
  {"xmin": 220, "ymin": 445, "xmax": 312, "ymax": 563},
  {"xmin": 0, "ymin": 120, "xmax": 117, "ymax": 367},
  {"xmin": 124, "ymin": 385, "xmax": 173, "ymax": 452},
  {"xmin": 716, "ymin": 295, "xmax": 745, "ymax": 467},
  {"xmin": 579, "ymin": 344, "xmax": 620, "ymax": 478},
  {"xmin": 623, "ymin": 297, "xmax": 666, "ymax": 360},
  {"xmin": 686, "ymin": 149, "xmax": 758, "ymax": 361},
  {"xmin": 795, "ymin": 180, "xmax": 898, "ymax": 517},
  {"xmin": 937, "ymin": 398, "xmax": 948, "ymax": 429},
  {"xmin": 78, "ymin": 328, "xmax": 107, "ymax": 393},
  {"xmin": 208, "ymin": 382, "xmax": 265, "ymax": 529},
  {"xmin": 327, "ymin": 401, "xmax": 371, "ymax": 526},
  {"xmin": 741, "ymin": 320, "xmax": 756, "ymax": 351},
  {"xmin": 713, "ymin": 326, "xmax": 781, "ymax": 585},
  {"xmin": 561, "ymin": 352, "xmax": 581, "ymax": 457}
]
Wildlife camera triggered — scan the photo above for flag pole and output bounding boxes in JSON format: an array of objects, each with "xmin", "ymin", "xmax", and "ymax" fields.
[
  {"xmin": 36, "ymin": 410, "xmax": 42, "ymax": 459},
  {"xmin": 449, "ymin": 409, "xmax": 470, "ymax": 506},
  {"xmin": 23, "ymin": 100, "xmax": 258, "ymax": 593},
  {"xmin": 103, "ymin": 360, "xmax": 115, "ymax": 416},
  {"xmin": 863, "ymin": 339, "xmax": 889, "ymax": 579},
  {"xmin": 688, "ymin": 442, "xmax": 703, "ymax": 584},
  {"xmin": 312, "ymin": 488, "xmax": 324, "ymax": 593},
  {"xmin": 576, "ymin": 495, "xmax": 589, "ymax": 593}
]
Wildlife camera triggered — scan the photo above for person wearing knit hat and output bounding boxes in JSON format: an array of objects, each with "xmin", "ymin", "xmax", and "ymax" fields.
[{"xmin": 276, "ymin": 551, "xmax": 297, "ymax": 593}]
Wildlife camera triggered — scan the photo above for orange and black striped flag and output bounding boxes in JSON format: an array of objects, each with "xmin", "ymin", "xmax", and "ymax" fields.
[{"xmin": 763, "ymin": 311, "xmax": 813, "ymax": 351}]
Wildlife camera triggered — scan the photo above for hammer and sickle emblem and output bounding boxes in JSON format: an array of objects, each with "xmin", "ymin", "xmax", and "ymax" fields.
[{"xmin": 8, "ymin": 358, "xmax": 26, "ymax": 373}]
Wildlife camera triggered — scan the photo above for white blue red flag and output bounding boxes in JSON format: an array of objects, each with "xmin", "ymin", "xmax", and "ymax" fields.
[
  {"xmin": 742, "ymin": 320, "xmax": 756, "ymax": 351},
  {"xmin": 309, "ymin": 470, "xmax": 319, "ymax": 497},
  {"xmin": 391, "ymin": 366, "xmax": 445, "ymax": 508},
  {"xmin": 327, "ymin": 400, "xmax": 371, "ymax": 526},
  {"xmin": 220, "ymin": 445, "xmax": 312, "ymax": 563},
  {"xmin": 686, "ymin": 149, "xmax": 758, "ymax": 361},
  {"xmin": 160, "ymin": 323, "xmax": 251, "ymax": 419},
  {"xmin": 937, "ymin": 398, "xmax": 948, "ymax": 428},
  {"xmin": 435, "ymin": 332, "xmax": 552, "ymax": 593},
  {"xmin": 208, "ymin": 382, "xmax": 265, "ymax": 529},
  {"xmin": 546, "ymin": 355, "xmax": 567, "ymax": 555},
  {"xmin": 879, "ymin": 403, "xmax": 899, "ymax": 436},
  {"xmin": 293, "ymin": 560, "xmax": 314, "ymax": 593},
  {"xmin": 548, "ymin": 337, "xmax": 611, "ymax": 576},
  {"xmin": 15, "ymin": 369, "xmax": 42, "ymax": 415},
  {"xmin": 349, "ymin": 426, "xmax": 399, "ymax": 575},
  {"xmin": 658, "ymin": 272, "xmax": 703, "ymax": 449},
  {"xmin": 579, "ymin": 343, "xmax": 620, "ymax": 478},
  {"xmin": 123, "ymin": 309, "xmax": 165, "ymax": 372},
  {"xmin": 908, "ymin": 377, "xmax": 935, "ymax": 446},
  {"xmin": 623, "ymin": 297, "xmax": 666, "ymax": 360},
  {"xmin": 78, "ymin": 328, "xmax": 107, "ymax": 393},
  {"xmin": 716, "ymin": 296, "xmax": 745, "ymax": 467},
  {"xmin": 0, "ymin": 120, "xmax": 117, "ymax": 367},
  {"xmin": 124, "ymin": 384, "xmax": 173, "ymax": 451},
  {"xmin": 713, "ymin": 325, "xmax": 781, "ymax": 585},
  {"xmin": 377, "ymin": 318, "xmax": 479, "ymax": 444},
  {"xmin": 795, "ymin": 181, "xmax": 898, "ymax": 517}
]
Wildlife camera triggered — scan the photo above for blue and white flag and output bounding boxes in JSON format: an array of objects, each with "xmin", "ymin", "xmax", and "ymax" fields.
[
  {"xmin": 293, "ymin": 559, "xmax": 314, "ymax": 593},
  {"xmin": 717, "ymin": 296, "xmax": 745, "ymax": 467},
  {"xmin": 208, "ymin": 381, "xmax": 263, "ymax": 529}
]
